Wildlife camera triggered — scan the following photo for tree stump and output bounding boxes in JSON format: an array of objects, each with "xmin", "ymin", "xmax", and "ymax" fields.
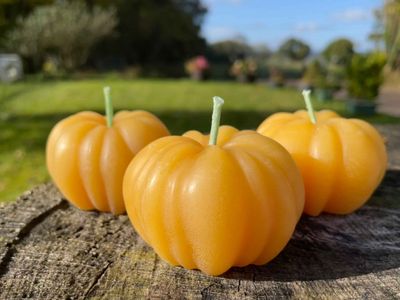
[{"xmin": 1, "ymin": 125, "xmax": 399, "ymax": 299}]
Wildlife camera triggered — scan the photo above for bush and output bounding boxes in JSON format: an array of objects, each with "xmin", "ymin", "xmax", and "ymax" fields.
[
  {"xmin": 185, "ymin": 56, "xmax": 210, "ymax": 80},
  {"xmin": 346, "ymin": 52, "xmax": 387, "ymax": 101},
  {"xmin": 210, "ymin": 40, "xmax": 253, "ymax": 62},
  {"xmin": 278, "ymin": 38, "xmax": 311, "ymax": 61},
  {"xmin": 267, "ymin": 55, "xmax": 305, "ymax": 80},
  {"xmin": 6, "ymin": 2, "xmax": 117, "ymax": 72},
  {"xmin": 303, "ymin": 59, "xmax": 328, "ymax": 89},
  {"xmin": 323, "ymin": 38, "xmax": 354, "ymax": 67}
]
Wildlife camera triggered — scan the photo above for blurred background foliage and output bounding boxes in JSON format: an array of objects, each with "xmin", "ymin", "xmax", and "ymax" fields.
[
  {"xmin": 5, "ymin": 1, "xmax": 117, "ymax": 71},
  {"xmin": 0, "ymin": 0, "xmax": 398, "ymax": 82},
  {"xmin": 0, "ymin": 0, "xmax": 207, "ymax": 76},
  {"xmin": 370, "ymin": 0, "xmax": 400, "ymax": 69},
  {"xmin": 0, "ymin": 0, "xmax": 397, "ymax": 79}
]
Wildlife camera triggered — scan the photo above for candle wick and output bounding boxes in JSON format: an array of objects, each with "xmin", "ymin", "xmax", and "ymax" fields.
[
  {"xmin": 302, "ymin": 89, "xmax": 317, "ymax": 124},
  {"xmin": 209, "ymin": 96, "xmax": 225, "ymax": 145},
  {"xmin": 103, "ymin": 86, "xmax": 114, "ymax": 128}
]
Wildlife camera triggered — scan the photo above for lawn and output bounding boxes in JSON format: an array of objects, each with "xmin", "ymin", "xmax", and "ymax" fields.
[{"xmin": 0, "ymin": 77, "xmax": 398, "ymax": 203}]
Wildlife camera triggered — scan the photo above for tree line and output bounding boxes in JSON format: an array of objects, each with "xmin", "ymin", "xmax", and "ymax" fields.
[{"xmin": 0, "ymin": 0, "xmax": 398, "ymax": 76}]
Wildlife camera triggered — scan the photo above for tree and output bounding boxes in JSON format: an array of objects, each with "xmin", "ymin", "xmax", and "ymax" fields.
[
  {"xmin": 101, "ymin": 0, "xmax": 207, "ymax": 67},
  {"xmin": 0, "ymin": 0, "xmax": 53, "ymax": 37},
  {"xmin": 252, "ymin": 44, "xmax": 272, "ymax": 61},
  {"xmin": 278, "ymin": 38, "xmax": 311, "ymax": 61},
  {"xmin": 0, "ymin": 0, "xmax": 114, "ymax": 33},
  {"xmin": 383, "ymin": 0, "xmax": 400, "ymax": 69},
  {"xmin": 303, "ymin": 59, "xmax": 328, "ymax": 88},
  {"xmin": 346, "ymin": 52, "xmax": 387, "ymax": 100},
  {"xmin": 2, "ymin": 0, "xmax": 207, "ymax": 75},
  {"xmin": 322, "ymin": 38, "xmax": 354, "ymax": 66},
  {"xmin": 6, "ymin": 1, "xmax": 117, "ymax": 71},
  {"xmin": 369, "ymin": 9, "xmax": 385, "ymax": 51},
  {"xmin": 210, "ymin": 39, "xmax": 254, "ymax": 62},
  {"xmin": 370, "ymin": 0, "xmax": 400, "ymax": 69}
]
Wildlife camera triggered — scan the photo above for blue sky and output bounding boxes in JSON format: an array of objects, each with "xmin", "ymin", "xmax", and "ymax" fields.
[{"xmin": 202, "ymin": 0, "xmax": 382, "ymax": 52}]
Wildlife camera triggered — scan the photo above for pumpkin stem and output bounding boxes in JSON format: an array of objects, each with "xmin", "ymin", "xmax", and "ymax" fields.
[
  {"xmin": 302, "ymin": 89, "xmax": 317, "ymax": 124},
  {"xmin": 209, "ymin": 96, "xmax": 225, "ymax": 145},
  {"xmin": 103, "ymin": 86, "xmax": 114, "ymax": 128}
]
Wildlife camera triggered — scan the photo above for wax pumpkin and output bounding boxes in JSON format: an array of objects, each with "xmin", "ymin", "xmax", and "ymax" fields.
[
  {"xmin": 257, "ymin": 109, "xmax": 387, "ymax": 216},
  {"xmin": 46, "ymin": 106, "xmax": 169, "ymax": 215},
  {"xmin": 123, "ymin": 97, "xmax": 304, "ymax": 275}
]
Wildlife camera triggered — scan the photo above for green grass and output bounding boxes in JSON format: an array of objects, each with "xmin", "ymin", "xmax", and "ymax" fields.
[{"xmin": 0, "ymin": 77, "xmax": 399, "ymax": 203}]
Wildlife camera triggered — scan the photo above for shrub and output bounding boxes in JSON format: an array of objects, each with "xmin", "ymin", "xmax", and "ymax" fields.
[
  {"xmin": 278, "ymin": 38, "xmax": 311, "ymax": 61},
  {"xmin": 230, "ymin": 58, "xmax": 258, "ymax": 82},
  {"xmin": 185, "ymin": 55, "xmax": 210, "ymax": 80},
  {"xmin": 323, "ymin": 38, "xmax": 354, "ymax": 67},
  {"xmin": 303, "ymin": 59, "xmax": 329, "ymax": 89},
  {"xmin": 6, "ymin": 2, "xmax": 117, "ymax": 71},
  {"xmin": 346, "ymin": 52, "xmax": 387, "ymax": 101}
]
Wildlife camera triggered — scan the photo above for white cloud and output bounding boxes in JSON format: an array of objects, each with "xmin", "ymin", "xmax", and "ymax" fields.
[
  {"xmin": 294, "ymin": 22, "xmax": 320, "ymax": 33},
  {"xmin": 333, "ymin": 8, "xmax": 371, "ymax": 22},
  {"xmin": 203, "ymin": 26, "xmax": 242, "ymax": 42},
  {"xmin": 204, "ymin": 0, "xmax": 244, "ymax": 7}
]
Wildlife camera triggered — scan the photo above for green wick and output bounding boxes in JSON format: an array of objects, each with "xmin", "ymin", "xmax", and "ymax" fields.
[
  {"xmin": 302, "ymin": 89, "xmax": 316, "ymax": 124},
  {"xmin": 103, "ymin": 86, "xmax": 113, "ymax": 127},
  {"xmin": 209, "ymin": 96, "xmax": 225, "ymax": 145}
]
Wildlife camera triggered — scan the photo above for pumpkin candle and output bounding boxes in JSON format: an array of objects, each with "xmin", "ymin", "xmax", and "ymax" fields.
[
  {"xmin": 123, "ymin": 96, "xmax": 304, "ymax": 276},
  {"xmin": 46, "ymin": 86, "xmax": 170, "ymax": 214},
  {"xmin": 257, "ymin": 90, "xmax": 387, "ymax": 216}
]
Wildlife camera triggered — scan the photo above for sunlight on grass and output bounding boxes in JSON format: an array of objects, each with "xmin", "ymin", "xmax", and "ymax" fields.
[
  {"xmin": 1, "ymin": 78, "xmax": 345, "ymax": 115},
  {"xmin": 0, "ymin": 77, "xmax": 398, "ymax": 203},
  {"xmin": 0, "ymin": 151, "xmax": 48, "ymax": 202}
]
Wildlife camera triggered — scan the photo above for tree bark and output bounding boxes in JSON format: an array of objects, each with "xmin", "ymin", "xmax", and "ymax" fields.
[{"xmin": 0, "ymin": 125, "xmax": 399, "ymax": 299}]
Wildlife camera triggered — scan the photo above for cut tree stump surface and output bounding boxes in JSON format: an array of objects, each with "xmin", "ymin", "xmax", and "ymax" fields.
[{"xmin": 0, "ymin": 125, "xmax": 399, "ymax": 299}]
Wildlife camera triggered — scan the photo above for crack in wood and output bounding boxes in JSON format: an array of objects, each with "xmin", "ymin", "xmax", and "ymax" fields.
[
  {"xmin": 150, "ymin": 253, "xmax": 159, "ymax": 281},
  {"xmin": 82, "ymin": 248, "xmax": 131, "ymax": 299},
  {"xmin": 83, "ymin": 261, "xmax": 112, "ymax": 299},
  {"xmin": 200, "ymin": 283, "xmax": 217, "ymax": 298},
  {"xmin": 0, "ymin": 200, "xmax": 68, "ymax": 277},
  {"xmin": 237, "ymin": 279, "xmax": 241, "ymax": 292}
]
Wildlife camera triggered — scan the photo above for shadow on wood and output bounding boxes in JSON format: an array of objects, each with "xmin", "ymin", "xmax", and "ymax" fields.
[
  {"xmin": 224, "ymin": 169, "xmax": 400, "ymax": 282},
  {"xmin": 226, "ymin": 206, "xmax": 400, "ymax": 282}
]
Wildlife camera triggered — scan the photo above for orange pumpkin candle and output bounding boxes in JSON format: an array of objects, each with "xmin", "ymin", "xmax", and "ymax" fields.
[
  {"xmin": 257, "ymin": 90, "xmax": 387, "ymax": 216},
  {"xmin": 123, "ymin": 96, "xmax": 304, "ymax": 276},
  {"xmin": 46, "ymin": 87, "xmax": 169, "ymax": 214}
]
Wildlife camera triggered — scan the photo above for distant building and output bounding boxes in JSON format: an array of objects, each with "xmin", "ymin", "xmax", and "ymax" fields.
[{"xmin": 0, "ymin": 54, "xmax": 23, "ymax": 82}]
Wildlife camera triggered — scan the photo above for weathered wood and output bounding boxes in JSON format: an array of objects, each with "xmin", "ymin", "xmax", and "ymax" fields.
[
  {"xmin": 0, "ymin": 125, "xmax": 399, "ymax": 299},
  {"xmin": 377, "ymin": 124, "xmax": 400, "ymax": 169}
]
